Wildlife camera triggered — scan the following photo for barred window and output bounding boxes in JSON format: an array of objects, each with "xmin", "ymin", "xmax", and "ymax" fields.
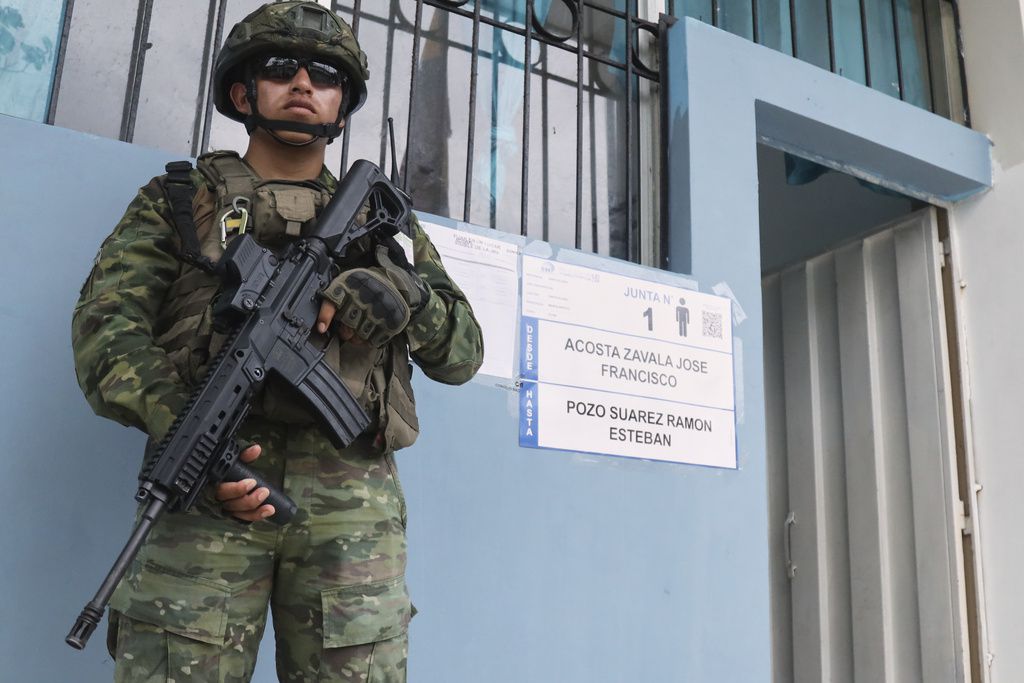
[{"xmin": 331, "ymin": 1, "xmax": 663, "ymax": 262}]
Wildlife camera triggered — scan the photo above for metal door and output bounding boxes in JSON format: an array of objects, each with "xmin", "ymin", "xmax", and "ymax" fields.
[{"xmin": 763, "ymin": 208, "xmax": 971, "ymax": 682}]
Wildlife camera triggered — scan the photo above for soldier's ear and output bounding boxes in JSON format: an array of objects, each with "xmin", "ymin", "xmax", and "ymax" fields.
[{"xmin": 229, "ymin": 82, "xmax": 251, "ymax": 115}]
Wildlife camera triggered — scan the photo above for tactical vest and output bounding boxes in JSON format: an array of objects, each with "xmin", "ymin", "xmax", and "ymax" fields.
[{"xmin": 154, "ymin": 151, "xmax": 419, "ymax": 452}]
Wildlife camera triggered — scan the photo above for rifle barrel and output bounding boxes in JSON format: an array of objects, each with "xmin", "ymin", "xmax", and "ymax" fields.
[{"xmin": 65, "ymin": 494, "xmax": 168, "ymax": 649}]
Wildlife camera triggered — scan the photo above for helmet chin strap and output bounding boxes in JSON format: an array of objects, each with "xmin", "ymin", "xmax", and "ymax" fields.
[
  {"xmin": 265, "ymin": 125, "xmax": 321, "ymax": 148},
  {"xmin": 243, "ymin": 79, "xmax": 344, "ymax": 146}
]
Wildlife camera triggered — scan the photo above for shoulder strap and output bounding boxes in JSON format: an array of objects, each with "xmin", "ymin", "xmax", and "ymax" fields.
[
  {"xmin": 197, "ymin": 151, "xmax": 263, "ymax": 203},
  {"xmin": 163, "ymin": 160, "xmax": 218, "ymax": 274}
]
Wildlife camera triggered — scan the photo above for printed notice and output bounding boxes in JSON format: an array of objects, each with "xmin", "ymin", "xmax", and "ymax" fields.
[
  {"xmin": 519, "ymin": 256, "xmax": 737, "ymax": 468},
  {"xmin": 421, "ymin": 221, "xmax": 519, "ymax": 379}
]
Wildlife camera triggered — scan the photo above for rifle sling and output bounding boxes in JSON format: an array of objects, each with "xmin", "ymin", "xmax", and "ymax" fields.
[{"xmin": 164, "ymin": 161, "xmax": 218, "ymax": 274}]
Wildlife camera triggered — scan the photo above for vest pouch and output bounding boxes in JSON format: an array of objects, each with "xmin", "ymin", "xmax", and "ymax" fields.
[
  {"xmin": 382, "ymin": 342, "xmax": 419, "ymax": 452},
  {"xmin": 329, "ymin": 338, "xmax": 385, "ymax": 415},
  {"xmin": 250, "ymin": 183, "xmax": 326, "ymax": 247}
]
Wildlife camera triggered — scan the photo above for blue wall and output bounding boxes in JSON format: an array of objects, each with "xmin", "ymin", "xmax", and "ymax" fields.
[{"xmin": 0, "ymin": 114, "xmax": 168, "ymax": 680}]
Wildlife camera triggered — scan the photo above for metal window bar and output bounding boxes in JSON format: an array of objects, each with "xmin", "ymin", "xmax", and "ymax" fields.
[
  {"xmin": 859, "ymin": 0, "xmax": 872, "ymax": 88},
  {"xmin": 404, "ymin": 1, "xmax": 426, "ymax": 194},
  {"xmin": 464, "ymin": 0, "xmax": 483, "ymax": 223},
  {"xmin": 789, "ymin": 0, "xmax": 798, "ymax": 55},
  {"xmin": 540, "ymin": 41, "xmax": 551, "ymax": 243},
  {"xmin": 921, "ymin": 0, "xmax": 936, "ymax": 102},
  {"xmin": 589, "ymin": 18, "xmax": 600, "ymax": 253},
  {"xmin": 192, "ymin": 0, "xmax": 226, "ymax": 158},
  {"xmin": 575, "ymin": 1, "xmax": 584, "ymax": 249},
  {"xmin": 45, "ymin": 0, "xmax": 76, "ymax": 126},
  {"xmin": 658, "ymin": 12, "xmax": 676, "ymax": 270},
  {"xmin": 339, "ymin": 0, "xmax": 363, "ymax": 172},
  {"xmin": 625, "ymin": 0, "xmax": 636, "ymax": 261},
  {"xmin": 890, "ymin": 0, "xmax": 907, "ymax": 100},
  {"xmin": 379, "ymin": 3, "xmax": 403, "ymax": 172},
  {"xmin": 751, "ymin": 0, "xmax": 759, "ymax": 43},
  {"xmin": 948, "ymin": 0, "xmax": 971, "ymax": 126},
  {"xmin": 521, "ymin": 2, "xmax": 535, "ymax": 237},
  {"xmin": 825, "ymin": 0, "xmax": 836, "ymax": 73},
  {"xmin": 120, "ymin": 0, "xmax": 155, "ymax": 143}
]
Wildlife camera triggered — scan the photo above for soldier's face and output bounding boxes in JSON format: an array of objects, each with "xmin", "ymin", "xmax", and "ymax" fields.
[{"xmin": 230, "ymin": 60, "xmax": 345, "ymax": 144}]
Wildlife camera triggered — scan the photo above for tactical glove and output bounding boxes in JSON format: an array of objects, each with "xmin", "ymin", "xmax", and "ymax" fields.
[{"xmin": 322, "ymin": 244, "xmax": 430, "ymax": 346}]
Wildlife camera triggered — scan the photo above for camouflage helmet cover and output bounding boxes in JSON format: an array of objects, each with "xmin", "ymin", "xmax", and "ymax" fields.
[{"xmin": 213, "ymin": 1, "xmax": 369, "ymax": 122}]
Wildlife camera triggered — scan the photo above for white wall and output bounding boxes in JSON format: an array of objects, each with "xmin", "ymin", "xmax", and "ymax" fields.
[{"xmin": 948, "ymin": 1, "xmax": 1024, "ymax": 680}]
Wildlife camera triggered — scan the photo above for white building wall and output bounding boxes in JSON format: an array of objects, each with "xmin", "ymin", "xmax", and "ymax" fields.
[{"xmin": 948, "ymin": 1, "xmax": 1024, "ymax": 680}]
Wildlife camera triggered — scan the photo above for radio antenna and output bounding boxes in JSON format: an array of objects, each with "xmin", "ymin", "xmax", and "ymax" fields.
[{"xmin": 387, "ymin": 117, "xmax": 400, "ymax": 186}]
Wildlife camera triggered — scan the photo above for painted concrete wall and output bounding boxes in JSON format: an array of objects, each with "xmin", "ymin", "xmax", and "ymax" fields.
[
  {"xmin": 949, "ymin": 2, "xmax": 1024, "ymax": 679},
  {"xmin": 0, "ymin": 112, "xmax": 771, "ymax": 682}
]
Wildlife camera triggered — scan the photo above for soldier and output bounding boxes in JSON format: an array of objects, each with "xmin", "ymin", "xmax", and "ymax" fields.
[{"xmin": 71, "ymin": 2, "xmax": 483, "ymax": 681}]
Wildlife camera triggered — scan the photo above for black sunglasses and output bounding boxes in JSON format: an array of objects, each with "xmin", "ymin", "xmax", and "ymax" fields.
[{"xmin": 257, "ymin": 56, "xmax": 347, "ymax": 88}]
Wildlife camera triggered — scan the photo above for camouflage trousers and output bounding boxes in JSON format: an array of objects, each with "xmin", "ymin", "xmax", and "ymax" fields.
[{"xmin": 107, "ymin": 420, "xmax": 412, "ymax": 682}]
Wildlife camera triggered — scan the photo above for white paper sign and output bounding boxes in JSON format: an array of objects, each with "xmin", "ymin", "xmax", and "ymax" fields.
[
  {"xmin": 521, "ymin": 256, "xmax": 732, "ymax": 354},
  {"xmin": 530, "ymin": 319, "xmax": 733, "ymax": 410},
  {"xmin": 519, "ymin": 383, "xmax": 736, "ymax": 468},
  {"xmin": 421, "ymin": 221, "xmax": 519, "ymax": 379},
  {"xmin": 519, "ymin": 256, "xmax": 737, "ymax": 468}
]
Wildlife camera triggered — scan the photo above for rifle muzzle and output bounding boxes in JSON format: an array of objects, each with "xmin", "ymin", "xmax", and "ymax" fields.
[{"xmin": 66, "ymin": 604, "xmax": 103, "ymax": 649}]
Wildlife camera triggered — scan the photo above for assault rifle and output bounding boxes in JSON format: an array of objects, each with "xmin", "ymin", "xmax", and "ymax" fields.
[{"xmin": 66, "ymin": 159, "xmax": 413, "ymax": 650}]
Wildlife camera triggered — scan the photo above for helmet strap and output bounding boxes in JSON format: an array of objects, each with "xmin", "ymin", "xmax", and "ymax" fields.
[
  {"xmin": 243, "ymin": 78, "xmax": 345, "ymax": 146},
  {"xmin": 266, "ymin": 128, "xmax": 320, "ymax": 148}
]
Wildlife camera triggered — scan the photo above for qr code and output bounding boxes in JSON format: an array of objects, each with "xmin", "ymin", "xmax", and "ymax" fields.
[{"xmin": 702, "ymin": 310, "xmax": 723, "ymax": 339}]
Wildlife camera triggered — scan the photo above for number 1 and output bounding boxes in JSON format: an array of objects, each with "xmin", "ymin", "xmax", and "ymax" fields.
[{"xmin": 643, "ymin": 307, "xmax": 653, "ymax": 331}]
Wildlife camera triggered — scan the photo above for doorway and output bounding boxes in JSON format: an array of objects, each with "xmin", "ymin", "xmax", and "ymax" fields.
[{"xmin": 759, "ymin": 149, "xmax": 973, "ymax": 682}]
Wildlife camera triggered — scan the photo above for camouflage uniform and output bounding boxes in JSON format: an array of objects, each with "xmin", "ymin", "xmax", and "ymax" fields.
[{"xmin": 72, "ymin": 160, "xmax": 483, "ymax": 682}]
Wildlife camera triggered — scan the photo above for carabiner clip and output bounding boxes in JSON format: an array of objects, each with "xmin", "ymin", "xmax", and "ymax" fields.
[{"xmin": 219, "ymin": 196, "xmax": 250, "ymax": 248}]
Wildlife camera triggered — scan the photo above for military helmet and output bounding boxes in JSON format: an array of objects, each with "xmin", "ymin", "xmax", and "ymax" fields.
[{"xmin": 213, "ymin": 1, "xmax": 369, "ymax": 141}]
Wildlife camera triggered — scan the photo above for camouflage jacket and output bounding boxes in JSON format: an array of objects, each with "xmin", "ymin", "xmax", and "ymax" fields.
[{"xmin": 72, "ymin": 161, "xmax": 483, "ymax": 446}]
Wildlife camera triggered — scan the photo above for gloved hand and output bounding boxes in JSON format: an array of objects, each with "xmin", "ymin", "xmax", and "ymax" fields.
[{"xmin": 319, "ymin": 244, "xmax": 430, "ymax": 346}]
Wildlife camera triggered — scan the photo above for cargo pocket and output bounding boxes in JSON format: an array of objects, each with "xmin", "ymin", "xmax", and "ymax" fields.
[
  {"xmin": 321, "ymin": 575, "xmax": 412, "ymax": 649},
  {"xmin": 110, "ymin": 560, "xmax": 230, "ymax": 646}
]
